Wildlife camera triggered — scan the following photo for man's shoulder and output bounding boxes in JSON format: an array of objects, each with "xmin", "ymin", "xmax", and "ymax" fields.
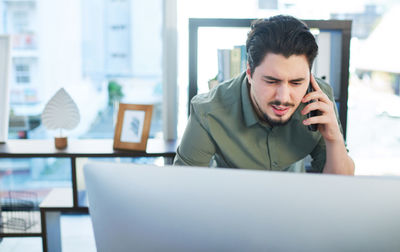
[{"xmin": 191, "ymin": 73, "xmax": 246, "ymax": 116}]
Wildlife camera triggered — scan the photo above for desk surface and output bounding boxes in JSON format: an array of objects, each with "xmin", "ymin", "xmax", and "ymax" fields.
[
  {"xmin": 0, "ymin": 138, "xmax": 178, "ymax": 158},
  {"xmin": 40, "ymin": 188, "xmax": 73, "ymax": 209}
]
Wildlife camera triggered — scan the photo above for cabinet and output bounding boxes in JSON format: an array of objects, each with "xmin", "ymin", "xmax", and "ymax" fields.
[{"xmin": 188, "ymin": 18, "xmax": 351, "ymax": 139}]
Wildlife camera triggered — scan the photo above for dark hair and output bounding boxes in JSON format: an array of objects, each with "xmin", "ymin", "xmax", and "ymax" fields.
[{"xmin": 246, "ymin": 15, "xmax": 318, "ymax": 76}]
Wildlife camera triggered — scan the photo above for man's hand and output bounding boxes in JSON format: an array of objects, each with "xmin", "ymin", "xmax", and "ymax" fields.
[
  {"xmin": 301, "ymin": 74, "xmax": 342, "ymax": 143},
  {"xmin": 301, "ymin": 74, "xmax": 354, "ymax": 175}
]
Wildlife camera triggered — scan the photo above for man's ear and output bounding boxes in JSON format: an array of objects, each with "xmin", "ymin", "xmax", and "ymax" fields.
[{"xmin": 246, "ymin": 63, "xmax": 252, "ymax": 84}]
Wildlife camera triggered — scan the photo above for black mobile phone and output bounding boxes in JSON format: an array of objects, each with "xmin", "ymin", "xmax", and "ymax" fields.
[{"xmin": 306, "ymin": 83, "xmax": 318, "ymax": 131}]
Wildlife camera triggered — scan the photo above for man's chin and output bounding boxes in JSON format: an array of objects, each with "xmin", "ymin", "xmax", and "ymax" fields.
[{"xmin": 262, "ymin": 114, "xmax": 292, "ymax": 127}]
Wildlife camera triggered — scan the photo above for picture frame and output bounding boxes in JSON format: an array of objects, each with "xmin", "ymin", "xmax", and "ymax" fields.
[{"xmin": 113, "ymin": 103, "xmax": 153, "ymax": 151}]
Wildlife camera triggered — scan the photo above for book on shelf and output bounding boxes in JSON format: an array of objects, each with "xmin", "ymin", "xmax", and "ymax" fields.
[
  {"xmin": 235, "ymin": 45, "xmax": 247, "ymax": 74},
  {"xmin": 217, "ymin": 49, "xmax": 225, "ymax": 83},
  {"xmin": 215, "ymin": 45, "xmax": 247, "ymax": 88},
  {"xmin": 230, "ymin": 47, "xmax": 241, "ymax": 79}
]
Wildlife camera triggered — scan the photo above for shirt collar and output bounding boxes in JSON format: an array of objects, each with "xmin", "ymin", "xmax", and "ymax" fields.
[{"xmin": 241, "ymin": 75, "xmax": 259, "ymax": 127}]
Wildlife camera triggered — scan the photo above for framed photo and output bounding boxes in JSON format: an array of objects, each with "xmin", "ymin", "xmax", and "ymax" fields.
[{"xmin": 113, "ymin": 103, "xmax": 153, "ymax": 151}]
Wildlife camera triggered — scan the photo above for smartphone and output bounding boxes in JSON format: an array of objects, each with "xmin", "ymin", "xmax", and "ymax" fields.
[{"xmin": 306, "ymin": 83, "xmax": 318, "ymax": 131}]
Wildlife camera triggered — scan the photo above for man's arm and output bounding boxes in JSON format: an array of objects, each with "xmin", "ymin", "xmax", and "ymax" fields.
[
  {"xmin": 173, "ymin": 107, "xmax": 216, "ymax": 166},
  {"xmin": 302, "ymin": 75, "xmax": 355, "ymax": 175},
  {"xmin": 323, "ymin": 137, "xmax": 355, "ymax": 175}
]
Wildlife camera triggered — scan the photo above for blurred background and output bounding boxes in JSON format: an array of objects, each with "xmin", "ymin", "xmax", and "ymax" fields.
[
  {"xmin": 0, "ymin": 0, "xmax": 399, "ymax": 203},
  {"xmin": 1, "ymin": 0, "xmax": 400, "ymax": 250},
  {"xmin": 0, "ymin": 0, "xmax": 399, "ymax": 206}
]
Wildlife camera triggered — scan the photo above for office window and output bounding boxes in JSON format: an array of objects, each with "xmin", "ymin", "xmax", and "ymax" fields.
[
  {"xmin": 15, "ymin": 63, "xmax": 30, "ymax": 84},
  {"xmin": 1, "ymin": 0, "xmax": 163, "ymax": 140},
  {"xmin": 0, "ymin": 0, "xmax": 164, "ymax": 218}
]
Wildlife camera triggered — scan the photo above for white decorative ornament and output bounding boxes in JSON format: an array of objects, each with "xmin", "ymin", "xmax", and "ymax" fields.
[{"xmin": 42, "ymin": 88, "xmax": 80, "ymax": 131}]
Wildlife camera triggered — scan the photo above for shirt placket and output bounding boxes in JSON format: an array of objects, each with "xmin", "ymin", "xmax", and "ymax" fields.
[
  {"xmin": 267, "ymin": 127, "xmax": 280, "ymax": 171},
  {"xmin": 261, "ymin": 124, "xmax": 275, "ymax": 170}
]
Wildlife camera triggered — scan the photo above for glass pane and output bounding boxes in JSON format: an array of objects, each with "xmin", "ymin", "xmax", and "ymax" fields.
[
  {"xmin": 0, "ymin": 158, "xmax": 71, "ymax": 198},
  {"xmin": 1, "ymin": 0, "xmax": 163, "ymax": 140},
  {"xmin": 0, "ymin": 158, "xmax": 71, "ymax": 234},
  {"xmin": 313, "ymin": 29, "xmax": 342, "ymax": 100},
  {"xmin": 0, "ymin": 238, "xmax": 43, "ymax": 252}
]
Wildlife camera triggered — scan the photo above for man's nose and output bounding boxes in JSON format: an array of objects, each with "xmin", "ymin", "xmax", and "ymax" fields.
[{"xmin": 275, "ymin": 83, "xmax": 290, "ymax": 103}]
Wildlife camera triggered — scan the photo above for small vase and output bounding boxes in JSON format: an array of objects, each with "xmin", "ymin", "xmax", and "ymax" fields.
[{"xmin": 55, "ymin": 137, "xmax": 68, "ymax": 150}]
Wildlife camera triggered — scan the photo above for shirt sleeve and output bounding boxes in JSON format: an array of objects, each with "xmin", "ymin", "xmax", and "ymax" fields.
[{"xmin": 173, "ymin": 105, "xmax": 216, "ymax": 167}]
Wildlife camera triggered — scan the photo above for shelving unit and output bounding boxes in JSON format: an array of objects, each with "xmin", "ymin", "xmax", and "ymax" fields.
[
  {"xmin": 0, "ymin": 138, "xmax": 178, "ymax": 251},
  {"xmin": 188, "ymin": 18, "xmax": 352, "ymax": 139}
]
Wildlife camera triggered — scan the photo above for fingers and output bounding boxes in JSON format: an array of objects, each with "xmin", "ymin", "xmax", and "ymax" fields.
[
  {"xmin": 303, "ymin": 74, "xmax": 330, "ymax": 103},
  {"xmin": 310, "ymin": 74, "xmax": 322, "ymax": 91},
  {"xmin": 301, "ymin": 83, "xmax": 335, "ymax": 127},
  {"xmin": 301, "ymin": 101, "xmax": 330, "ymax": 116},
  {"xmin": 304, "ymin": 75, "xmax": 342, "ymax": 140},
  {"xmin": 302, "ymin": 89, "xmax": 331, "ymax": 104},
  {"xmin": 303, "ymin": 115, "xmax": 330, "ymax": 126}
]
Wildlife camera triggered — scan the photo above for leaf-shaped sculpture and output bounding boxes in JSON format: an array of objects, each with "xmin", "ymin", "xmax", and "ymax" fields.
[{"xmin": 41, "ymin": 88, "xmax": 80, "ymax": 130}]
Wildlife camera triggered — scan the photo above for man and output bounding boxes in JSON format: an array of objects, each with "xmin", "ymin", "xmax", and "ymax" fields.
[{"xmin": 174, "ymin": 15, "xmax": 354, "ymax": 175}]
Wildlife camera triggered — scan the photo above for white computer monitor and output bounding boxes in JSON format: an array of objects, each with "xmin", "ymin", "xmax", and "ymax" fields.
[{"xmin": 84, "ymin": 162, "xmax": 400, "ymax": 252}]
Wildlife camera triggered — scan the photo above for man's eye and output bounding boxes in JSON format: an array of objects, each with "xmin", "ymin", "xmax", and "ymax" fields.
[
  {"xmin": 292, "ymin": 82, "xmax": 302, "ymax": 86},
  {"xmin": 266, "ymin": 81, "xmax": 276, "ymax": 84}
]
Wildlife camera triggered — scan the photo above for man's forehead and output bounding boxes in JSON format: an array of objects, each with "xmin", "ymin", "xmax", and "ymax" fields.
[
  {"xmin": 257, "ymin": 69, "xmax": 310, "ymax": 82},
  {"xmin": 256, "ymin": 53, "xmax": 310, "ymax": 79}
]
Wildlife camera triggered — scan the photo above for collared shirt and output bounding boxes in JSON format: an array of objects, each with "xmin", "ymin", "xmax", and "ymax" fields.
[{"xmin": 174, "ymin": 72, "xmax": 344, "ymax": 173}]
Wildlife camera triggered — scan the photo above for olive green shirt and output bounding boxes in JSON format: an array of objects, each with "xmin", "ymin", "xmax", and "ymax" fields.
[{"xmin": 174, "ymin": 72, "xmax": 344, "ymax": 173}]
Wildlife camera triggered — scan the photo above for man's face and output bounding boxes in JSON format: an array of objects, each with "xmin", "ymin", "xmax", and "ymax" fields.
[{"xmin": 246, "ymin": 53, "xmax": 310, "ymax": 126}]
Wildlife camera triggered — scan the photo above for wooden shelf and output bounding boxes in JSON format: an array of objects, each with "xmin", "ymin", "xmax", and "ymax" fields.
[{"xmin": 0, "ymin": 138, "xmax": 178, "ymax": 158}]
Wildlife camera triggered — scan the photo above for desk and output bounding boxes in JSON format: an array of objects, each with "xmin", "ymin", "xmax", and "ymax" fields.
[
  {"xmin": 0, "ymin": 138, "xmax": 178, "ymax": 252},
  {"xmin": 40, "ymin": 188, "xmax": 75, "ymax": 252}
]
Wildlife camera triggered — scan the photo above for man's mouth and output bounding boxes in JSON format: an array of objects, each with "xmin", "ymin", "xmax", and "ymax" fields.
[{"xmin": 271, "ymin": 105, "xmax": 290, "ymax": 116}]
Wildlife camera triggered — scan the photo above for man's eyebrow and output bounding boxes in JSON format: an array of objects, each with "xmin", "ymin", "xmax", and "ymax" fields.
[
  {"xmin": 290, "ymin": 78, "xmax": 306, "ymax": 82},
  {"xmin": 262, "ymin": 76, "xmax": 306, "ymax": 82},
  {"xmin": 262, "ymin": 76, "xmax": 281, "ymax": 81}
]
